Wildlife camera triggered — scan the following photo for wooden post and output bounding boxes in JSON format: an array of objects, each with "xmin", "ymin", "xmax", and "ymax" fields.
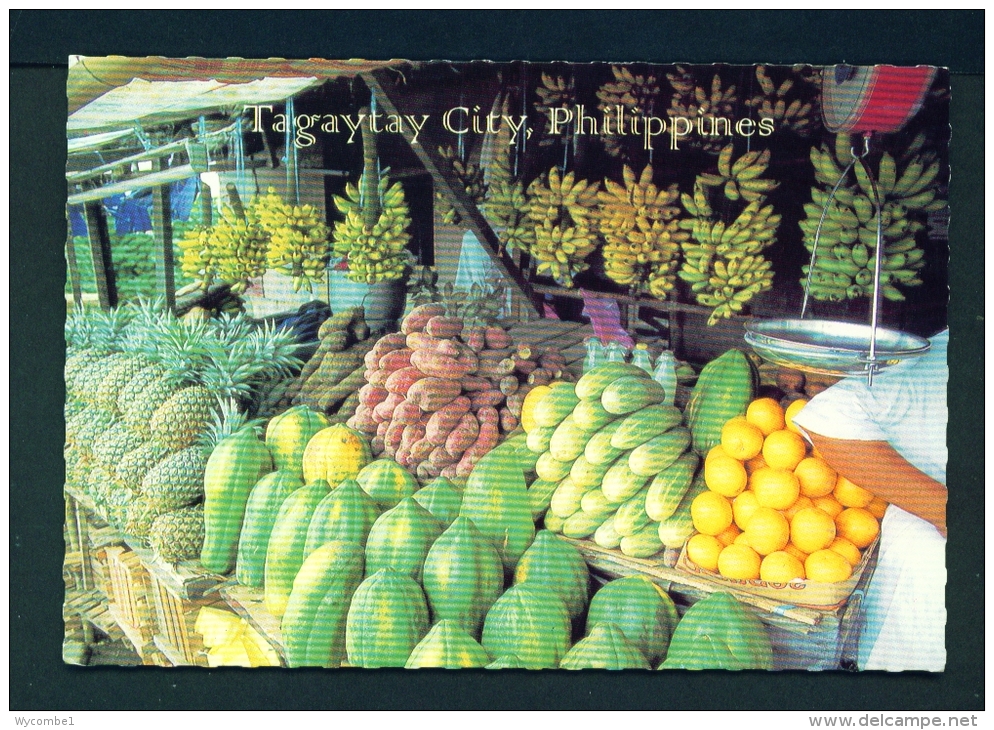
[
  {"xmin": 83, "ymin": 202, "xmax": 117, "ymax": 310},
  {"xmin": 361, "ymin": 71, "xmax": 542, "ymax": 319},
  {"xmin": 152, "ymin": 161, "xmax": 175, "ymax": 311},
  {"xmin": 65, "ymin": 228, "xmax": 83, "ymax": 307},
  {"xmin": 199, "ymin": 178, "xmax": 213, "ymax": 227}
]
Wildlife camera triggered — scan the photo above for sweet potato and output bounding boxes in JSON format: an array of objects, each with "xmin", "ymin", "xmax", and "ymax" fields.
[
  {"xmin": 416, "ymin": 461, "xmax": 442, "ymax": 482},
  {"xmin": 455, "ymin": 406, "xmax": 501, "ymax": 478},
  {"xmin": 445, "ymin": 412, "xmax": 479, "ymax": 455},
  {"xmin": 484, "ymin": 326, "xmax": 512, "ymax": 350},
  {"xmin": 359, "ymin": 384, "xmax": 389, "ymax": 408},
  {"xmin": 499, "ymin": 408, "xmax": 519, "ymax": 433},
  {"xmin": 379, "ymin": 348, "xmax": 413, "ymax": 373},
  {"xmin": 427, "ymin": 446, "xmax": 458, "ymax": 469},
  {"xmin": 538, "ymin": 348, "xmax": 567, "ymax": 371},
  {"xmin": 384, "ymin": 421, "xmax": 406, "ymax": 452},
  {"xmin": 411, "ymin": 350, "xmax": 473, "ymax": 380},
  {"xmin": 366, "ymin": 368, "xmax": 390, "ymax": 388},
  {"xmin": 499, "ymin": 375, "xmax": 520, "ymax": 396},
  {"xmin": 401, "ymin": 424, "xmax": 426, "ymax": 451},
  {"xmin": 439, "ymin": 464, "xmax": 459, "ymax": 480},
  {"xmin": 526, "ymin": 368, "xmax": 555, "ymax": 387},
  {"xmin": 394, "ymin": 446, "xmax": 413, "ymax": 468},
  {"xmin": 366, "ymin": 331, "xmax": 407, "ymax": 366},
  {"xmin": 401, "ymin": 303, "xmax": 447, "ymax": 335},
  {"xmin": 469, "ymin": 388, "xmax": 506, "ymax": 411},
  {"xmin": 406, "ymin": 377, "xmax": 461, "ymax": 412},
  {"xmin": 505, "ymin": 390, "xmax": 527, "ymax": 418},
  {"xmin": 376, "ymin": 420, "xmax": 390, "ymax": 438},
  {"xmin": 391, "ymin": 400, "xmax": 425, "ymax": 426},
  {"xmin": 349, "ymin": 404, "xmax": 378, "ymax": 434},
  {"xmin": 406, "ymin": 332, "xmax": 461, "ymax": 357},
  {"xmin": 460, "ymin": 375, "xmax": 491, "ymax": 392},
  {"xmin": 385, "ymin": 366, "xmax": 423, "ymax": 396},
  {"xmin": 425, "ymin": 396, "xmax": 472, "ymax": 445},
  {"xmin": 462, "ymin": 325, "xmax": 486, "ymax": 352},
  {"xmin": 408, "ymin": 438, "xmax": 435, "ymax": 464},
  {"xmin": 371, "ymin": 435, "xmax": 385, "ymax": 454},
  {"xmin": 512, "ymin": 357, "xmax": 538, "ymax": 376},
  {"xmin": 425, "ymin": 315, "xmax": 464, "ymax": 339},
  {"xmin": 373, "ymin": 392, "xmax": 405, "ymax": 423}
]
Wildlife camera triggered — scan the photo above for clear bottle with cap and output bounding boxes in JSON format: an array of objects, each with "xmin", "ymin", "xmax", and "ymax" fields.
[
  {"xmin": 631, "ymin": 343, "xmax": 654, "ymax": 375},
  {"xmin": 583, "ymin": 336, "xmax": 606, "ymax": 373},
  {"xmin": 652, "ymin": 349, "xmax": 678, "ymax": 407},
  {"xmin": 604, "ymin": 340, "xmax": 629, "ymax": 364}
]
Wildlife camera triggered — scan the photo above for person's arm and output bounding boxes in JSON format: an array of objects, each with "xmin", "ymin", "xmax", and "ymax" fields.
[{"xmin": 807, "ymin": 432, "xmax": 947, "ymax": 538}]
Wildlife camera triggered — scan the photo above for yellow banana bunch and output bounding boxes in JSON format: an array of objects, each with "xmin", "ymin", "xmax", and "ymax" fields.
[
  {"xmin": 177, "ymin": 225, "xmax": 218, "ymax": 290},
  {"xmin": 535, "ymin": 72, "xmax": 577, "ymax": 142},
  {"xmin": 744, "ymin": 65, "xmax": 820, "ymax": 137},
  {"xmin": 435, "ymin": 145, "xmax": 487, "ymax": 226},
  {"xmin": 696, "ymin": 142, "xmax": 779, "ymax": 202},
  {"xmin": 331, "ymin": 173, "xmax": 412, "ymax": 284},
  {"xmin": 800, "ymin": 133, "xmax": 942, "ymax": 302},
  {"xmin": 177, "ymin": 209, "xmax": 269, "ymax": 293},
  {"xmin": 482, "ymin": 101, "xmax": 535, "ymax": 255},
  {"xmin": 596, "ymin": 65, "xmax": 661, "ymax": 157},
  {"xmin": 679, "ymin": 169, "xmax": 781, "ymax": 324},
  {"xmin": 248, "ymin": 187, "xmax": 331, "ymax": 292},
  {"xmin": 525, "ymin": 166, "xmax": 600, "ymax": 286},
  {"xmin": 596, "ymin": 163, "xmax": 687, "ymax": 299},
  {"xmin": 665, "ymin": 67, "xmax": 738, "ymax": 153}
]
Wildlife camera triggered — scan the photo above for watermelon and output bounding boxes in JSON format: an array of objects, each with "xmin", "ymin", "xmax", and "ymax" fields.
[
  {"xmin": 513, "ymin": 530, "xmax": 590, "ymax": 621},
  {"xmin": 421, "ymin": 516, "xmax": 504, "ymax": 638},
  {"xmin": 345, "ymin": 568, "xmax": 430, "ymax": 668},
  {"xmin": 585, "ymin": 575, "xmax": 679, "ymax": 666},
  {"xmin": 356, "ymin": 458, "xmax": 419, "ymax": 510},
  {"xmin": 364, "ymin": 497, "xmax": 444, "ymax": 583},
  {"xmin": 660, "ymin": 592, "xmax": 773, "ymax": 670},
  {"xmin": 405, "ymin": 620, "xmax": 491, "ymax": 669},
  {"xmin": 303, "ymin": 478, "xmax": 380, "ymax": 557},
  {"xmin": 559, "ymin": 623, "xmax": 651, "ymax": 670},
  {"xmin": 481, "ymin": 583, "xmax": 571, "ymax": 669}
]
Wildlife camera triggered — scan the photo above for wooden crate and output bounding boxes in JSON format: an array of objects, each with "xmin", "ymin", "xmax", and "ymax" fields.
[
  {"xmin": 103, "ymin": 546, "xmax": 157, "ymax": 659},
  {"xmin": 148, "ymin": 570, "xmax": 209, "ymax": 666}
]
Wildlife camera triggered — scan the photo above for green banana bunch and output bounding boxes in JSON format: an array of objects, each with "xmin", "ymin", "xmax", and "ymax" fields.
[
  {"xmin": 596, "ymin": 65, "xmax": 661, "ymax": 157},
  {"xmin": 679, "ymin": 157, "xmax": 781, "ymax": 325},
  {"xmin": 435, "ymin": 145, "xmax": 487, "ymax": 226},
  {"xmin": 525, "ymin": 166, "xmax": 600, "ymax": 287},
  {"xmin": 800, "ymin": 132, "xmax": 943, "ymax": 302},
  {"xmin": 482, "ymin": 99, "xmax": 536, "ymax": 255},
  {"xmin": 665, "ymin": 67, "xmax": 738, "ymax": 153},
  {"xmin": 744, "ymin": 65, "xmax": 820, "ymax": 137},
  {"xmin": 249, "ymin": 187, "xmax": 331, "ymax": 292},
  {"xmin": 331, "ymin": 173, "xmax": 412, "ymax": 284},
  {"xmin": 697, "ymin": 142, "xmax": 779, "ymax": 203},
  {"xmin": 595, "ymin": 163, "xmax": 688, "ymax": 299}
]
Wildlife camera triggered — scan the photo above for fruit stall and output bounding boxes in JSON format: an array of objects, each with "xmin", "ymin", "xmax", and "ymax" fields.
[{"xmin": 63, "ymin": 58, "xmax": 949, "ymax": 670}]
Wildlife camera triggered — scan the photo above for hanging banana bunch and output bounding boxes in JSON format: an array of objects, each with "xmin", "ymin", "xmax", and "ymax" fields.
[
  {"xmin": 483, "ymin": 104, "xmax": 535, "ymax": 255},
  {"xmin": 177, "ymin": 224, "xmax": 219, "ymax": 290},
  {"xmin": 596, "ymin": 163, "xmax": 688, "ymax": 300},
  {"xmin": 665, "ymin": 66, "xmax": 738, "ymax": 153},
  {"xmin": 524, "ymin": 166, "xmax": 600, "ymax": 287},
  {"xmin": 679, "ymin": 144, "xmax": 781, "ymax": 325},
  {"xmin": 248, "ymin": 187, "xmax": 331, "ymax": 292},
  {"xmin": 177, "ymin": 203, "xmax": 269, "ymax": 294},
  {"xmin": 743, "ymin": 65, "xmax": 820, "ymax": 137},
  {"xmin": 696, "ymin": 142, "xmax": 780, "ymax": 202},
  {"xmin": 596, "ymin": 65, "xmax": 661, "ymax": 158},
  {"xmin": 800, "ymin": 132, "xmax": 944, "ymax": 303},
  {"xmin": 534, "ymin": 72, "xmax": 577, "ymax": 146},
  {"xmin": 434, "ymin": 145, "xmax": 487, "ymax": 226}
]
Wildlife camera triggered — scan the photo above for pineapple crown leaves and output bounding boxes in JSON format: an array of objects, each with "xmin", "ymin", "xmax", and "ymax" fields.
[
  {"xmin": 201, "ymin": 397, "xmax": 265, "ymax": 450},
  {"xmin": 198, "ymin": 320, "xmax": 303, "ymax": 404}
]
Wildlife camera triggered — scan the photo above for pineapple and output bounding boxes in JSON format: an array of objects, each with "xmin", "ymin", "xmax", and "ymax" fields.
[
  {"xmin": 94, "ymin": 354, "xmax": 149, "ymax": 414},
  {"xmin": 124, "ymin": 498, "xmax": 166, "ymax": 543},
  {"xmin": 140, "ymin": 446, "xmax": 209, "ymax": 511},
  {"xmin": 91, "ymin": 422, "xmax": 144, "ymax": 473},
  {"xmin": 65, "ymin": 306, "xmax": 128, "ymax": 399},
  {"xmin": 68, "ymin": 406, "xmax": 116, "ymax": 455},
  {"xmin": 115, "ymin": 442, "xmax": 171, "ymax": 492},
  {"xmin": 149, "ymin": 505, "xmax": 205, "ymax": 563},
  {"xmin": 149, "ymin": 385, "xmax": 216, "ymax": 451}
]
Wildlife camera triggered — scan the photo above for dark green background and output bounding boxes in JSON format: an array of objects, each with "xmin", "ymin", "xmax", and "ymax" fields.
[{"xmin": 10, "ymin": 10, "xmax": 984, "ymax": 710}]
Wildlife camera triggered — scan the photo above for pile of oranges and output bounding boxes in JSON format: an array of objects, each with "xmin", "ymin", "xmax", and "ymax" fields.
[{"xmin": 687, "ymin": 397, "xmax": 886, "ymax": 584}]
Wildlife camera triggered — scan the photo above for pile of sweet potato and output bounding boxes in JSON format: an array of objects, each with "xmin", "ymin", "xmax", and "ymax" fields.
[{"xmin": 346, "ymin": 304, "xmax": 572, "ymax": 482}]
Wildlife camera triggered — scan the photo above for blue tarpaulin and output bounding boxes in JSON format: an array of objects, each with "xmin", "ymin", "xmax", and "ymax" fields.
[{"xmin": 68, "ymin": 177, "xmax": 198, "ymax": 236}]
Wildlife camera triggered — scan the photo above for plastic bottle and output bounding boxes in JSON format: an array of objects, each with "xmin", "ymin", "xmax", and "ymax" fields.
[
  {"xmin": 652, "ymin": 349, "xmax": 679, "ymax": 407},
  {"xmin": 631, "ymin": 343, "xmax": 654, "ymax": 375},
  {"xmin": 583, "ymin": 337, "xmax": 606, "ymax": 373},
  {"xmin": 604, "ymin": 340, "xmax": 628, "ymax": 364}
]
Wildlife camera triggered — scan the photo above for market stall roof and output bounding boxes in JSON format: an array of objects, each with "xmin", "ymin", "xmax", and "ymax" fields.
[{"xmin": 67, "ymin": 56, "xmax": 404, "ymax": 132}]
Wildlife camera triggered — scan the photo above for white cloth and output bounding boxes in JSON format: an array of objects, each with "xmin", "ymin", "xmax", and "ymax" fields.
[{"xmin": 793, "ymin": 329, "xmax": 948, "ymax": 672}]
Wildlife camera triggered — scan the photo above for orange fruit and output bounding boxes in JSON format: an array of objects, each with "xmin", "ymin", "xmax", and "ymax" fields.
[
  {"xmin": 743, "ymin": 507, "xmax": 790, "ymax": 556},
  {"xmin": 805, "ymin": 549, "xmax": 853, "ymax": 583},
  {"xmin": 691, "ymin": 491, "xmax": 734, "ymax": 536},
  {"xmin": 784, "ymin": 398, "xmax": 808, "ymax": 433},
  {"xmin": 812, "ymin": 495, "xmax": 845, "ymax": 519},
  {"xmin": 732, "ymin": 491, "xmax": 761, "ymax": 531},
  {"xmin": 686, "ymin": 534, "xmax": 723, "ymax": 571},
  {"xmin": 783, "ymin": 542, "xmax": 810, "ymax": 564},
  {"xmin": 833, "ymin": 475, "xmax": 874, "ymax": 508},
  {"xmin": 866, "ymin": 496, "xmax": 889, "ymax": 520},
  {"xmin": 704, "ymin": 454, "xmax": 748, "ymax": 498},
  {"xmin": 717, "ymin": 543, "xmax": 761, "ymax": 580},
  {"xmin": 782, "ymin": 495, "xmax": 815, "ymax": 522},
  {"xmin": 714, "ymin": 522, "xmax": 742, "ymax": 547},
  {"xmin": 720, "ymin": 417, "xmax": 765, "ymax": 461},
  {"xmin": 835, "ymin": 508, "xmax": 880, "ymax": 549},
  {"xmin": 794, "ymin": 457, "xmax": 838, "ymax": 498},
  {"xmin": 750, "ymin": 467, "xmax": 801, "ymax": 510},
  {"xmin": 746, "ymin": 397, "xmax": 787, "ymax": 436},
  {"xmin": 705, "ymin": 444, "xmax": 730, "ymax": 463},
  {"xmin": 828, "ymin": 537, "xmax": 862, "ymax": 567},
  {"xmin": 745, "ymin": 453, "xmax": 768, "ymax": 475},
  {"xmin": 790, "ymin": 507, "xmax": 837, "ymax": 553},
  {"xmin": 760, "ymin": 551, "xmax": 805, "ymax": 582},
  {"xmin": 762, "ymin": 429, "xmax": 808, "ymax": 471}
]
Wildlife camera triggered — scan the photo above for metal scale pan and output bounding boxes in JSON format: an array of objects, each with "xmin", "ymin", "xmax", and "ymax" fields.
[{"xmin": 744, "ymin": 64, "xmax": 936, "ymax": 385}]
